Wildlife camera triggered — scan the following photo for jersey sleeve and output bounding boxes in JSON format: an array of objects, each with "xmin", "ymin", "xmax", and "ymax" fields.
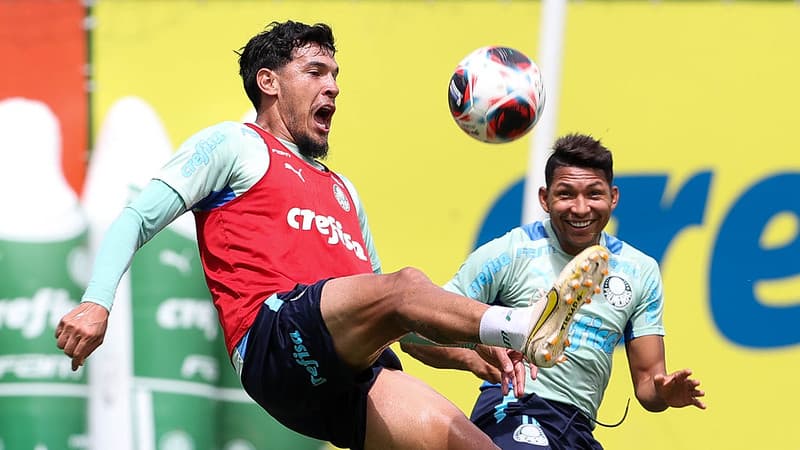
[
  {"xmin": 82, "ymin": 122, "xmax": 265, "ymax": 312},
  {"xmin": 443, "ymin": 232, "xmax": 516, "ymax": 303},
  {"xmin": 624, "ymin": 257, "xmax": 666, "ymax": 341},
  {"xmin": 82, "ymin": 180, "xmax": 186, "ymax": 310},
  {"xmin": 155, "ymin": 121, "xmax": 263, "ymax": 209}
]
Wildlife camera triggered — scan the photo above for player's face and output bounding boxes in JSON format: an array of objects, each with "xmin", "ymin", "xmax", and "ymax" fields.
[
  {"xmin": 539, "ymin": 166, "xmax": 618, "ymax": 256},
  {"xmin": 275, "ymin": 44, "xmax": 339, "ymax": 159}
]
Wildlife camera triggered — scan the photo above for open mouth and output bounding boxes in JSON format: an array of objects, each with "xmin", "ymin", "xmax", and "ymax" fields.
[
  {"xmin": 314, "ymin": 105, "xmax": 335, "ymax": 132},
  {"xmin": 567, "ymin": 220, "xmax": 592, "ymax": 229}
]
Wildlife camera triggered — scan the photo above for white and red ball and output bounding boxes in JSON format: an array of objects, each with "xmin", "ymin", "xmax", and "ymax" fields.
[{"xmin": 448, "ymin": 46, "xmax": 545, "ymax": 144}]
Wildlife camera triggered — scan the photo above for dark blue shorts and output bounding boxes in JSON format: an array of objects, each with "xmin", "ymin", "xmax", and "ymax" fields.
[
  {"xmin": 470, "ymin": 385, "xmax": 602, "ymax": 450},
  {"xmin": 238, "ymin": 279, "xmax": 402, "ymax": 450}
]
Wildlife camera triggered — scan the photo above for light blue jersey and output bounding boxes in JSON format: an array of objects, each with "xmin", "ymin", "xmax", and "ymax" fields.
[{"xmin": 445, "ymin": 219, "xmax": 665, "ymax": 420}]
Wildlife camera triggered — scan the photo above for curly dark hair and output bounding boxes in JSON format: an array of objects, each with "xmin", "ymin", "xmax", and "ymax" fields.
[{"xmin": 237, "ymin": 20, "xmax": 336, "ymax": 110}]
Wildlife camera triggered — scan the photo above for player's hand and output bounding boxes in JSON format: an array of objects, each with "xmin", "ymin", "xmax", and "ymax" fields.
[
  {"xmin": 55, "ymin": 302, "xmax": 109, "ymax": 371},
  {"xmin": 474, "ymin": 345, "xmax": 533, "ymax": 398},
  {"xmin": 654, "ymin": 368, "xmax": 706, "ymax": 410},
  {"xmin": 461, "ymin": 347, "xmax": 502, "ymax": 384}
]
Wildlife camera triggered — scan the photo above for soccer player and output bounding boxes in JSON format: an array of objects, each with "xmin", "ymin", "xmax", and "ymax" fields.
[
  {"xmin": 403, "ymin": 133, "xmax": 706, "ymax": 449},
  {"xmin": 54, "ymin": 21, "xmax": 608, "ymax": 450}
]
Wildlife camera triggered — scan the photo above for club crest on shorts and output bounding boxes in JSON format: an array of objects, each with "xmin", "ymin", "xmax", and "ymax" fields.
[
  {"xmin": 512, "ymin": 422, "xmax": 549, "ymax": 446},
  {"xmin": 332, "ymin": 184, "xmax": 351, "ymax": 212},
  {"xmin": 603, "ymin": 275, "xmax": 632, "ymax": 309}
]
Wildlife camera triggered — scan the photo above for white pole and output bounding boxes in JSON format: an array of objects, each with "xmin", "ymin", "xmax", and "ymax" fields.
[{"xmin": 522, "ymin": 0, "xmax": 568, "ymax": 224}]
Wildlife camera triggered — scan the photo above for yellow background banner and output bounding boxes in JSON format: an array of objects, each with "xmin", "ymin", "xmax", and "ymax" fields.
[{"xmin": 93, "ymin": 2, "xmax": 800, "ymax": 449}]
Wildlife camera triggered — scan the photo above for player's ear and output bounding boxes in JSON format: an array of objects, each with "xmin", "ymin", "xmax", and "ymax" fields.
[
  {"xmin": 538, "ymin": 186, "xmax": 550, "ymax": 213},
  {"xmin": 257, "ymin": 68, "xmax": 278, "ymax": 96},
  {"xmin": 610, "ymin": 185, "xmax": 619, "ymax": 211}
]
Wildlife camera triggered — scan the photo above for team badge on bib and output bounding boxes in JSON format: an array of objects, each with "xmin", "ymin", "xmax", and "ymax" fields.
[
  {"xmin": 512, "ymin": 422, "xmax": 548, "ymax": 446},
  {"xmin": 332, "ymin": 184, "xmax": 350, "ymax": 212},
  {"xmin": 603, "ymin": 275, "xmax": 632, "ymax": 309}
]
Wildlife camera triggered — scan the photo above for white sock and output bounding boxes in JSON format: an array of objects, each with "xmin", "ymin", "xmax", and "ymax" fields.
[{"xmin": 478, "ymin": 305, "xmax": 537, "ymax": 350}]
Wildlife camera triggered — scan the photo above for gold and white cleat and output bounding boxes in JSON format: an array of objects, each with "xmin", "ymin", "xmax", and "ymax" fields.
[{"xmin": 523, "ymin": 245, "xmax": 610, "ymax": 368}]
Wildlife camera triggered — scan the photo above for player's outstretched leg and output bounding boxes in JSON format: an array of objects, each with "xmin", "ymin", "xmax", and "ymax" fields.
[{"xmin": 523, "ymin": 244, "xmax": 609, "ymax": 367}]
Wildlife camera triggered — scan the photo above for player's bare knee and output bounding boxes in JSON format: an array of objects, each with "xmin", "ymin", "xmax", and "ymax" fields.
[
  {"xmin": 377, "ymin": 267, "xmax": 435, "ymax": 323},
  {"xmin": 387, "ymin": 267, "xmax": 433, "ymax": 301},
  {"xmin": 395, "ymin": 266, "xmax": 432, "ymax": 288}
]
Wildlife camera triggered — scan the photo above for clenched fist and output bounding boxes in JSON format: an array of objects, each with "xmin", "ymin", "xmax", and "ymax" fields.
[{"xmin": 55, "ymin": 302, "xmax": 109, "ymax": 371}]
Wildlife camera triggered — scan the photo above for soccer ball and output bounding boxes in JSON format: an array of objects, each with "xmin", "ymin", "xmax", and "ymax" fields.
[{"xmin": 448, "ymin": 46, "xmax": 545, "ymax": 144}]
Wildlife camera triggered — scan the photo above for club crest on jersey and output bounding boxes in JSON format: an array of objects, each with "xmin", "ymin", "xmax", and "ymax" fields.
[
  {"xmin": 603, "ymin": 275, "xmax": 633, "ymax": 309},
  {"xmin": 333, "ymin": 184, "xmax": 351, "ymax": 212}
]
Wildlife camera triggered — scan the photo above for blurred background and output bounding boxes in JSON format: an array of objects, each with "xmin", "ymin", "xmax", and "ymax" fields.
[{"xmin": 1, "ymin": 1, "xmax": 798, "ymax": 449}]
